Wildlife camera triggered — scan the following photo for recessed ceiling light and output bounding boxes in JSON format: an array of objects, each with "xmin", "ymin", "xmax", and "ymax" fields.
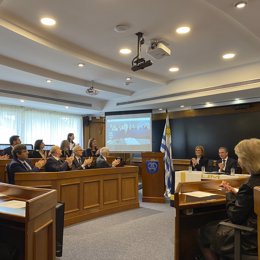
[
  {"xmin": 234, "ymin": 1, "xmax": 247, "ymax": 9},
  {"xmin": 169, "ymin": 67, "xmax": 179, "ymax": 72},
  {"xmin": 235, "ymin": 98, "xmax": 240, "ymax": 101},
  {"xmin": 158, "ymin": 108, "xmax": 163, "ymax": 111},
  {"xmin": 222, "ymin": 53, "xmax": 236, "ymax": 59},
  {"xmin": 119, "ymin": 48, "xmax": 132, "ymax": 55},
  {"xmin": 176, "ymin": 26, "xmax": 191, "ymax": 34},
  {"xmin": 20, "ymin": 99, "xmax": 24, "ymax": 103},
  {"xmin": 78, "ymin": 63, "xmax": 85, "ymax": 67},
  {"xmin": 180, "ymin": 105, "xmax": 184, "ymax": 108},
  {"xmin": 126, "ymin": 77, "xmax": 132, "ymax": 81},
  {"xmin": 114, "ymin": 24, "xmax": 130, "ymax": 33},
  {"xmin": 40, "ymin": 17, "xmax": 56, "ymax": 26},
  {"xmin": 46, "ymin": 79, "xmax": 52, "ymax": 83},
  {"xmin": 65, "ymin": 106, "xmax": 69, "ymax": 109}
]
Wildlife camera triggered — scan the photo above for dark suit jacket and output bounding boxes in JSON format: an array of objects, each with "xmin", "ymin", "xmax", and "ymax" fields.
[
  {"xmin": 84, "ymin": 148, "xmax": 98, "ymax": 157},
  {"xmin": 2, "ymin": 146, "xmax": 13, "ymax": 158},
  {"xmin": 71, "ymin": 157, "xmax": 91, "ymax": 170},
  {"xmin": 29, "ymin": 150, "xmax": 45, "ymax": 158},
  {"xmin": 45, "ymin": 156, "xmax": 70, "ymax": 172},
  {"xmin": 8, "ymin": 159, "xmax": 40, "ymax": 184},
  {"xmin": 95, "ymin": 155, "xmax": 110, "ymax": 168},
  {"xmin": 61, "ymin": 150, "xmax": 72, "ymax": 157},
  {"xmin": 217, "ymin": 157, "xmax": 238, "ymax": 174},
  {"xmin": 190, "ymin": 156, "xmax": 209, "ymax": 171}
]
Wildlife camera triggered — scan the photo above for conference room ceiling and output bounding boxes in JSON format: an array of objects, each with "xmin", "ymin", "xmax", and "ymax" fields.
[{"xmin": 0, "ymin": 0, "xmax": 260, "ymax": 115}]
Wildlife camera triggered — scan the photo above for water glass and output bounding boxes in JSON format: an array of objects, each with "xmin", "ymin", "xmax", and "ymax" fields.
[
  {"xmin": 230, "ymin": 168, "xmax": 235, "ymax": 176},
  {"xmin": 201, "ymin": 166, "xmax": 206, "ymax": 173},
  {"xmin": 188, "ymin": 166, "xmax": 193, "ymax": 172}
]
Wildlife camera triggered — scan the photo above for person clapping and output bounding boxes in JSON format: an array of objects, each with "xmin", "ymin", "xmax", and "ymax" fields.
[{"xmin": 190, "ymin": 145, "xmax": 208, "ymax": 171}]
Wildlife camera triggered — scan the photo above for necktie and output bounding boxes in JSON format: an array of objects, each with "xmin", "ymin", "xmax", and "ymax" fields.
[
  {"xmin": 222, "ymin": 159, "xmax": 226, "ymax": 170},
  {"xmin": 23, "ymin": 162, "xmax": 30, "ymax": 171},
  {"xmin": 78, "ymin": 158, "xmax": 82, "ymax": 165}
]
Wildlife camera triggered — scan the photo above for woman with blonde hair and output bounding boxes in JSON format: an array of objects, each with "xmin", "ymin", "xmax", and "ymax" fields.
[
  {"xmin": 190, "ymin": 145, "xmax": 208, "ymax": 171},
  {"xmin": 60, "ymin": 140, "xmax": 72, "ymax": 157},
  {"xmin": 198, "ymin": 138, "xmax": 260, "ymax": 259}
]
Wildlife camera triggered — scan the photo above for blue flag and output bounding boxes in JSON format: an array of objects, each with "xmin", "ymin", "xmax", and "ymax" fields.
[{"xmin": 160, "ymin": 114, "xmax": 173, "ymax": 196}]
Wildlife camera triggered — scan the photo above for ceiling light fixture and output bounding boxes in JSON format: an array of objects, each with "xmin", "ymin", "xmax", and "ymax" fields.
[
  {"xmin": 234, "ymin": 1, "xmax": 247, "ymax": 8},
  {"xmin": 65, "ymin": 106, "xmax": 69, "ymax": 109},
  {"xmin": 86, "ymin": 81, "xmax": 98, "ymax": 95},
  {"xmin": 119, "ymin": 48, "xmax": 132, "ymax": 55},
  {"xmin": 169, "ymin": 67, "xmax": 179, "ymax": 72},
  {"xmin": 20, "ymin": 99, "xmax": 25, "ymax": 103},
  {"xmin": 176, "ymin": 26, "xmax": 191, "ymax": 34},
  {"xmin": 180, "ymin": 105, "xmax": 184, "ymax": 108},
  {"xmin": 114, "ymin": 24, "xmax": 130, "ymax": 32},
  {"xmin": 158, "ymin": 108, "xmax": 163, "ymax": 111},
  {"xmin": 222, "ymin": 53, "xmax": 236, "ymax": 59},
  {"xmin": 40, "ymin": 17, "xmax": 56, "ymax": 26},
  {"xmin": 78, "ymin": 63, "xmax": 85, "ymax": 67},
  {"xmin": 126, "ymin": 77, "xmax": 131, "ymax": 81},
  {"xmin": 46, "ymin": 79, "xmax": 52, "ymax": 83}
]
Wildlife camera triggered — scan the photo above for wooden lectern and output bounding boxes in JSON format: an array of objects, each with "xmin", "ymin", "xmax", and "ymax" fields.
[
  {"xmin": 141, "ymin": 152, "xmax": 165, "ymax": 203},
  {"xmin": 0, "ymin": 183, "xmax": 57, "ymax": 260}
]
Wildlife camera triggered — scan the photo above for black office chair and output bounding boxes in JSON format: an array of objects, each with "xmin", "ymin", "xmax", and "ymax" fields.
[
  {"xmin": 56, "ymin": 202, "xmax": 65, "ymax": 257},
  {"xmin": 219, "ymin": 221, "xmax": 258, "ymax": 260}
]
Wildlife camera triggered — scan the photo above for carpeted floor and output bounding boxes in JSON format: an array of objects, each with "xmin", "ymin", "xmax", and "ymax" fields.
[{"xmin": 60, "ymin": 191, "xmax": 175, "ymax": 260}]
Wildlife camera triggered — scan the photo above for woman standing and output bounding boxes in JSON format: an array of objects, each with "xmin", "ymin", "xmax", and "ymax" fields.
[{"xmin": 67, "ymin": 133, "xmax": 76, "ymax": 150}]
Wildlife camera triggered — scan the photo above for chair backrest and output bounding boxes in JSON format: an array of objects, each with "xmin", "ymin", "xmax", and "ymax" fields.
[{"xmin": 5, "ymin": 164, "xmax": 14, "ymax": 184}]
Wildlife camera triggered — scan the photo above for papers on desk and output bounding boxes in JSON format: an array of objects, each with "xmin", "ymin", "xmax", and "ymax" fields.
[
  {"xmin": 183, "ymin": 191, "xmax": 218, "ymax": 198},
  {"xmin": 0, "ymin": 193, "xmax": 6, "ymax": 197},
  {"xmin": 0, "ymin": 200, "xmax": 26, "ymax": 208}
]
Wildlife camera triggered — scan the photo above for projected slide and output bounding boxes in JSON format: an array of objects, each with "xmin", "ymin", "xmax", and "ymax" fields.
[{"xmin": 106, "ymin": 113, "xmax": 152, "ymax": 152}]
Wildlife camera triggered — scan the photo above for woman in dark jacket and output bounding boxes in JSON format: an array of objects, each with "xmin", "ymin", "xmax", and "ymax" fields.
[
  {"xmin": 199, "ymin": 138, "xmax": 260, "ymax": 259},
  {"xmin": 190, "ymin": 145, "xmax": 208, "ymax": 171},
  {"xmin": 30, "ymin": 139, "xmax": 47, "ymax": 158},
  {"xmin": 85, "ymin": 138, "xmax": 100, "ymax": 157},
  {"xmin": 60, "ymin": 140, "xmax": 72, "ymax": 157}
]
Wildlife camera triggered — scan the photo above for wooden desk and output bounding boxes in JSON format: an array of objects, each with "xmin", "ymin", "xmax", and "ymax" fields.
[
  {"xmin": 0, "ymin": 183, "xmax": 57, "ymax": 260},
  {"xmin": 14, "ymin": 166, "xmax": 139, "ymax": 226},
  {"xmin": 254, "ymin": 186, "xmax": 260, "ymax": 258},
  {"xmin": 0, "ymin": 158, "xmax": 41, "ymax": 183},
  {"xmin": 174, "ymin": 178, "xmax": 249, "ymax": 260}
]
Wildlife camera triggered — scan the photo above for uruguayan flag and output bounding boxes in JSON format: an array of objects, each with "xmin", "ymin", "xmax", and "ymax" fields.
[{"xmin": 160, "ymin": 114, "xmax": 173, "ymax": 196}]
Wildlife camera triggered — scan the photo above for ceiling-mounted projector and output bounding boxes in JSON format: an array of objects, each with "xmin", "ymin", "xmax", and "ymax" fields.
[{"xmin": 147, "ymin": 41, "xmax": 171, "ymax": 59}]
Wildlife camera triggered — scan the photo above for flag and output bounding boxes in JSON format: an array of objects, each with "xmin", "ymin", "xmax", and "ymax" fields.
[{"xmin": 160, "ymin": 113, "xmax": 173, "ymax": 196}]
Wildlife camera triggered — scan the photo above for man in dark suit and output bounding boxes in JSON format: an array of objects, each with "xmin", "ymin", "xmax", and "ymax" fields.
[
  {"xmin": 45, "ymin": 145, "xmax": 74, "ymax": 172},
  {"xmin": 217, "ymin": 147, "xmax": 238, "ymax": 174},
  {"xmin": 71, "ymin": 145, "xmax": 93, "ymax": 170},
  {"xmin": 8, "ymin": 144, "xmax": 46, "ymax": 184},
  {"xmin": 2, "ymin": 135, "xmax": 21, "ymax": 158},
  {"xmin": 96, "ymin": 147, "xmax": 120, "ymax": 168}
]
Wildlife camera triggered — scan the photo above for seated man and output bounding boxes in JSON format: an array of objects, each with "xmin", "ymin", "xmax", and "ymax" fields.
[
  {"xmin": 71, "ymin": 145, "xmax": 93, "ymax": 170},
  {"xmin": 2, "ymin": 135, "xmax": 21, "ymax": 158},
  {"xmin": 8, "ymin": 144, "xmax": 46, "ymax": 184},
  {"xmin": 217, "ymin": 146, "xmax": 238, "ymax": 174},
  {"xmin": 96, "ymin": 147, "xmax": 120, "ymax": 168},
  {"xmin": 45, "ymin": 145, "xmax": 74, "ymax": 172}
]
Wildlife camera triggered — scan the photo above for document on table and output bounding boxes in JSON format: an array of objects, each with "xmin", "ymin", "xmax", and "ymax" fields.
[
  {"xmin": 183, "ymin": 191, "xmax": 218, "ymax": 198},
  {"xmin": 0, "ymin": 193, "xmax": 6, "ymax": 197},
  {"xmin": 0, "ymin": 200, "xmax": 26, "ymax": 208}
]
